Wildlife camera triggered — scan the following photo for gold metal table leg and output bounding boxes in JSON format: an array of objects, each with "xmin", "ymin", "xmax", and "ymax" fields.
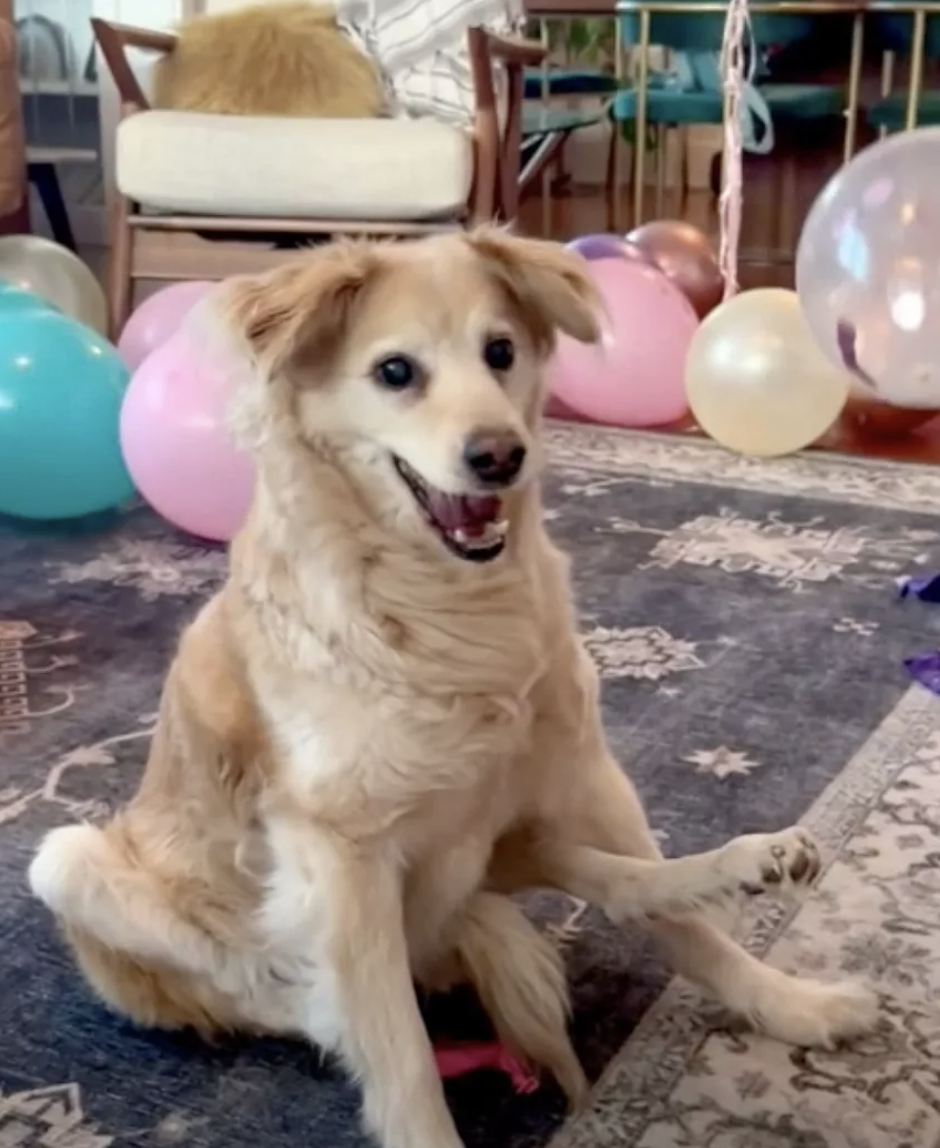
[
  {"xmin": 843, "ymin": 10, "xmax": 864, "ymax": 162},
  {"xmin": 879, "ymin": 50, "xmax": 896, "ymax": 140},
  {"xmin": 632, "ymin": 6, "xmax": 651, "ymax": 228},
  {"xmin": 906, "ymin": 6, "xmax": 927, "ymax": 131}
]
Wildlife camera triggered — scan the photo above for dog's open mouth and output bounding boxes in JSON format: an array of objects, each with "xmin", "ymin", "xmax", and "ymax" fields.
[{"xmin": 392, "ymin": 456, "xmax": 508, "ymax": 563}]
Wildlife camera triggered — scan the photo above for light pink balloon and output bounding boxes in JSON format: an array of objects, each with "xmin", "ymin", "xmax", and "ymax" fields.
[
  {"xmin": 545, "ymin": 393, "xmax": 586, "ymax": 421},
  {"xmin": 548, "ymin": 258, "xmax": 698, "ymax": 427},
  {"xmin": 120, "ymin": 331, "xmax": 254, "ymax": 542},
  {"xmin": 118, "ymin": 281, "xmax": 215, "ymax": 372}
]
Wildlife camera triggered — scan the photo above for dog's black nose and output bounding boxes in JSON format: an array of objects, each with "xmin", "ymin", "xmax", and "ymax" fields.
[{"xmin": 463, "ymin": 430, "xmax": 527, "ymax": 485}]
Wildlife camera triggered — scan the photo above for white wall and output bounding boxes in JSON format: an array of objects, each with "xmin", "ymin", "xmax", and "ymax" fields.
[{"xmin": 14, "ymin": 0, "xmax": 94, "ymax": 88}]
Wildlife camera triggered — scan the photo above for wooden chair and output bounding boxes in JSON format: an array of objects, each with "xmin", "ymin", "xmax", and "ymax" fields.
[
  {"xmin": 0, "ymin": 0, "xmax": 28, "ymax": 237},
  {"xmin": 91, "ymin": 17, "xmax": 545, "ymax": 339}
]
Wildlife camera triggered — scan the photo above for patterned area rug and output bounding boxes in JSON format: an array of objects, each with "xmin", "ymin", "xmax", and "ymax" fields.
[{"xmin": 2, "ymin": 424, "xmax": 940, "ymax": 1148}]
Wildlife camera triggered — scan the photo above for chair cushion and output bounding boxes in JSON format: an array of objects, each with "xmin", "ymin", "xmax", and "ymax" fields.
[
  {"xmin": 523, "ymin": 68, "xmax": 617, "ymax": 99},
  {"xmin": 610, "ymin": 88, "xmax": 723, "ymax": 125},
  {"xmin": 760, "ymin": 83, "xmax": 844, "ymax": 120},
  {"xmin": 116, "ymin": 110, "xmax": 473, "ymax": 221},
  {"xmin": 867, "ymin": 90, "xmax": 940, "ymax": 132},
  {"xmin": 610, "ymin": 82, "xmax": 842, "ymax": 126},
  {"xmin": 523, "ymin": 105, "xmax": 604, "ymax": 137}
]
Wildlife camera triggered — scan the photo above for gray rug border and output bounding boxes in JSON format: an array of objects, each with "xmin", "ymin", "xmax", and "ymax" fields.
[{"xmin": 550, "ymin": 684, "xmax": 939, "ymax": 1147}]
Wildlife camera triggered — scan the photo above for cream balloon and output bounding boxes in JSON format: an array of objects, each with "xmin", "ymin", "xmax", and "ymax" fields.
[
  {"xmin": 685, "ymin": 288, "xmax": 850, "ymax": 457},
  {"xmin": 0, "ymin": 235, "xmax": 107, "ymax": 335}
]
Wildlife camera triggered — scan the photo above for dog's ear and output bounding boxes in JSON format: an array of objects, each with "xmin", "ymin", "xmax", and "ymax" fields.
[
  {"xmin": 219, "ymin": 242, "xmax": 376, "ymax": 379},
  {"xmin": 466, "ymin": 227, "xmax": 604, "ymax": 352}
]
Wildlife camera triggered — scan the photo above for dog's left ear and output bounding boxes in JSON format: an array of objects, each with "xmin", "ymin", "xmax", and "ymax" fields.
[
  {"xmin": 466, "ymin": 227, "xmax": 604, "ymax": 352},
  {"xmin": 218, "ymin": 241, "xmax": 376, "ymax": 379}
]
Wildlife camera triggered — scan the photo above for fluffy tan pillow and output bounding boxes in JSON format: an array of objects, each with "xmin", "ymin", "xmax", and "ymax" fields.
[{"xmin": 153, "ymin": 2, "xmax": 385, "ymax": 119}]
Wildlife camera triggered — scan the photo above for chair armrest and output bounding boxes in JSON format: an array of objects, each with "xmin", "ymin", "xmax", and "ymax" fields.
[
  {"xmin": 486, "ymin": 33, "xmax": 547, "ymax": 69},
  {"xmin": 467, "ymin": 29, "xmax": 545, "ymax": 224},
  {"xmin": 91, "ymin": 18, "xmax": 178, "ymax": 111}
]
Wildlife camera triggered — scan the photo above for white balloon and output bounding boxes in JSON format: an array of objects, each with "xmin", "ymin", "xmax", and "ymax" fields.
[
  {"xmin": 0, "ymin": 235, "xmax": 108, "ymax": 334},
  {"xmin": 685, "ymin": 289, "xmax": 850, "ymax": 457}
]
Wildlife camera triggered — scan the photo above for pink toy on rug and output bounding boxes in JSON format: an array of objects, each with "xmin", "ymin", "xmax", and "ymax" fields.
[{"xmin": 434, "ymin": 1041, "xmax": 539, "ymax": 1095}]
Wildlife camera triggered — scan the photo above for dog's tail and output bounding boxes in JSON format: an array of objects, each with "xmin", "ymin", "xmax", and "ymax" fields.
[{"xmin": 455, "ymin": 892, "xmax": 589, "ymax": 1109}]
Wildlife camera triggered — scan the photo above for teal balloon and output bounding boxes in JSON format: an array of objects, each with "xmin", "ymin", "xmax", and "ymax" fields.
[
  {"xmin": 0, "ymin": 310, "xmax": 135, "ymax": 520},
  {"xmin": 0, "ymin": 281, "xmax": 57, "ymax": 317}
]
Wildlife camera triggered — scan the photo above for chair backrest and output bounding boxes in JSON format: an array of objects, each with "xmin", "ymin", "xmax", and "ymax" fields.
[
  {"xmin": 616, "ymin": 3, "xmax": 815, "ymax": 56},
  {"xmin": 873, "ymin": 11, "xmax": 940, "ymax": 60}
]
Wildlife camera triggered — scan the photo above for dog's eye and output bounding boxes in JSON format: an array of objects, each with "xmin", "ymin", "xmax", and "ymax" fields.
[
  {"xmin": 374, "ymin": 355, "xmax": 420, "ymax": 391},
  {"xmin": 483, "ymin": 337, "xmax": 515, "ymax": 373}
]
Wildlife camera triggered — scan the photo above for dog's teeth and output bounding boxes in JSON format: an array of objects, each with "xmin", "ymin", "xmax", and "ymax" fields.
[
  {"xmin": 453, "ymin": 528, "xmax": 469, "ymax": 544},
  {"xmin": 492, "ymin": 519, "xmax": 509, "ymax": 537}
]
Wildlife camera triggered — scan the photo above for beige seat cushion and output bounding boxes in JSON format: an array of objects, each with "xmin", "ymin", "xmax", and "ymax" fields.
[{"xmin": 116, "ymin": 110, "xmax": 473, "ymax": 221}]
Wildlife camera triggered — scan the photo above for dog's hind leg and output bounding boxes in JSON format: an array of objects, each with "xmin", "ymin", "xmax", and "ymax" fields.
[
  {"xmin": 449, "ymin": 892, "xmax": 589, "ymax": 1109},
  {"xmin": 29, "ymin": 822, "xmax": 238, "ymax": 992}
]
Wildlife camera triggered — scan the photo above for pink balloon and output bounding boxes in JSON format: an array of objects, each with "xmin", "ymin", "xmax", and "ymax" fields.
[
  {"xmin": 118, "ymin": 281, "xmax": 215, "ymax": 372},
  {"xmin": 545, "ymin": 393, "xmax": 586, "ymax": 421},
  {"xmin": 120, "ymin": 331, "xmax": 254, "ymax": 542},
  {"xmin": 548, "ymin": 258, "xmax": 698, "ymax": 427}
]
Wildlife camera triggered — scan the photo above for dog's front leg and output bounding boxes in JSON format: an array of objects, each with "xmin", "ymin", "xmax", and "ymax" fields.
[
  {"xmin": 514, "ymin": 739, "xmax": 879, "ymax": 1049},
  {"xmin": 263, "ymin": 813, "xmax": 464, "ymax": 1148}
]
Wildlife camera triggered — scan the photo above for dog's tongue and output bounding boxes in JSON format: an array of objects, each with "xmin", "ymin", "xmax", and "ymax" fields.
[{"xmin": 428, "ymin": 492, "xmax": 502, "ymax": 535}]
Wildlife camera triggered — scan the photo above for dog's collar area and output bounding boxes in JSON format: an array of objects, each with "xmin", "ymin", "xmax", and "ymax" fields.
[{"xmin": 392, "ymin": 455, "xmax": 508, "ymax": 563}]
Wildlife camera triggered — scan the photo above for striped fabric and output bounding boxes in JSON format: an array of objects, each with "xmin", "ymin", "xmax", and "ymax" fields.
[{"xmin": 336, "ymin": 0, "xmax": 525, "ymax": 125}]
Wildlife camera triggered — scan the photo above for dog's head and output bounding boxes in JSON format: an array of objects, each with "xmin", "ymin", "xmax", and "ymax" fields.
[{"xmin": 220, "ymin": 228, "xmax": 601, "ymax": 565}]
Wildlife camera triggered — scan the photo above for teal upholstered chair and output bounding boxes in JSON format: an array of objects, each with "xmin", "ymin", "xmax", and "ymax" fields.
[
  {"xmin": 520, "ymin": 20, "xmax": 616, "ymax": 198},
  {"xmin": 867, "ymin": 8, "xmax": 940, "ymax": 133},
  {"xmin": 606, "ymin": 4, "xmax": 849, "ymax": 226},
  {"xmin": 519, "ymin": 103, "xmax": 606, "ymax": 198}
]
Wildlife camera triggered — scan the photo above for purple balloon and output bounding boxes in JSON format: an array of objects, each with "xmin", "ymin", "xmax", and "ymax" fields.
[{"xmin": 566, "ymin": 233, "xmax": 645, "ymax": 263}]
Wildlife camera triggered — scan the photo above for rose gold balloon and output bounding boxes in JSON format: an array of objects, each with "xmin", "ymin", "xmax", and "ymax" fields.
[{"xmin": 626, "ymin": 220, "xmax": 724, "ymax": 320}]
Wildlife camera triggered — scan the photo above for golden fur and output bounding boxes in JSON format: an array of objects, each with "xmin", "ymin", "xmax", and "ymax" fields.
[
  {"xmin": 153, "ymin": 2, "xmax": 384, "ymax": 118},
  {"xmin": 30, "ymin": 230, "xmax": 878, "ymax": 1148}
]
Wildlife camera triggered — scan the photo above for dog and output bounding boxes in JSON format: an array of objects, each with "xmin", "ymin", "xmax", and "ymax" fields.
[{"xmin": 29, "ymin": 229, "xmax": 878, "ymax": 1148}]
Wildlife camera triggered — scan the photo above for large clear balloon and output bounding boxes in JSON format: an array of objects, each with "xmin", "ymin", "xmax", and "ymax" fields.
[
  {"xmin": 685, "ymin": 288, "xmax": 850, "ymax": 457},
  {"xmin": 0, "ymin": 235, "xmax": 108, "ymax": 335},
  {"xmin": 796, "ymin": 127, "xmax": 940, "ymax": 410}
]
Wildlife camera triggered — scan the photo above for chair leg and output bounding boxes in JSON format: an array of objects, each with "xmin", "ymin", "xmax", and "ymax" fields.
[
  {"xmin": 680, "ymin": 126, "xmax": 691, "ymax": 205},
  {"xmin": 107, "ymin": 193, "xmax": 133, "ymax": 341},
  {"xmin": 28, "ymin": 162, "xmax": 76, "ymax": 252},
  {"xmin": 604, "ymin": 121, "xmax": 619, "ymax": 232},
  {"xmin": 654, "ymin": 125, "xmax": 668, "ymax": 218}
]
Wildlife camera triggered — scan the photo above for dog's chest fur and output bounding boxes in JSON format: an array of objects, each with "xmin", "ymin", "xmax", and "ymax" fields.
[{"xmin": 232, "ymin": 524, "xmax": 577, "ymax": 856}]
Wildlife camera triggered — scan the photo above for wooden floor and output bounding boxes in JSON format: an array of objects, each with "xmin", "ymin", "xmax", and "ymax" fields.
[{"xmin": 519, "ymin": 135, "xmax": 940, "ymax": 468}]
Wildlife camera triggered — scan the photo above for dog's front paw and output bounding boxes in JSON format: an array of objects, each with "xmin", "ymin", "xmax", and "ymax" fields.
[
  {"xmin": 750, "ymin": 975, "xmax": 881, "ymax": 1049},
  {"xmin": 717, "ymin": 827, "xmax": 822, "ymax": 899}
]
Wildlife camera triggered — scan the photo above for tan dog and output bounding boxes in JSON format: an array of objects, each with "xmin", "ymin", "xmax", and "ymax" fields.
[
  {"xmin": 29, "ymin": 231, "xmax": 878, "ymax": 1148},
  {"xmin": 153, "ymin": 2, "xmax": 384, "ymax": 118}
]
